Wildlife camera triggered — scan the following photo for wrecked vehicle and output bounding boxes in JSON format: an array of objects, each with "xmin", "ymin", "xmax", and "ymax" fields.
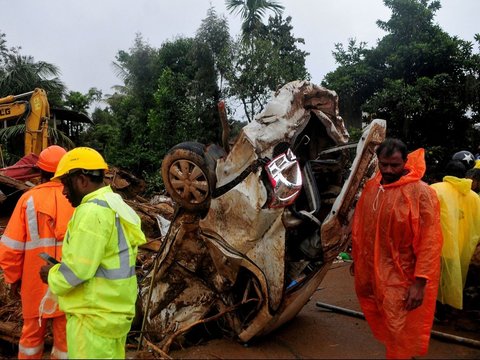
[{"xmin": 137, "ymin": 80, "xmax": 386, "ymax": 352}]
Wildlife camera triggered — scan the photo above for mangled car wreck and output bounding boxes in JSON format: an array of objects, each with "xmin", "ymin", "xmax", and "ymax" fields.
[{"xmin": 136, "ymin": 80, "xmax": 386, "ymax": 352}]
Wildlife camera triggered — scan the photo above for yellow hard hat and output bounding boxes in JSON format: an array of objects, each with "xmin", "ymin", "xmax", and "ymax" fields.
[{"xmin": 51, "ymin": 147, "xmax": 108, "ymax": 181}]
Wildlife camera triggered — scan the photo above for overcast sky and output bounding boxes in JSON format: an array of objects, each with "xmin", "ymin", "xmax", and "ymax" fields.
[{"xmin": 1, "ymin": 0, "xmax": 478, "ymax": 97}]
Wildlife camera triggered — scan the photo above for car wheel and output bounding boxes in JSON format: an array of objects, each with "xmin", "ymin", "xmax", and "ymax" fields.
[{"xmin": 161, "ymin": 142, "xmax": 214, "ymax": 211}]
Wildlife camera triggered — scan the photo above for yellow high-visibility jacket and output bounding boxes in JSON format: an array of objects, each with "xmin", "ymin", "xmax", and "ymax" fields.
[
  {"xmin": 48, "ymin": 185, "xmax": 146, "ymax": 338},
  {"xmin": 431, "ymin": 176, "xmax": 480, "ymax": 309}
]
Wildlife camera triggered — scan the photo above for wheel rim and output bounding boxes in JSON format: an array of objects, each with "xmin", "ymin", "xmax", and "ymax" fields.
[{"xmin": 168, "ymin": 159, "xmax": 209, "ymax": 204}]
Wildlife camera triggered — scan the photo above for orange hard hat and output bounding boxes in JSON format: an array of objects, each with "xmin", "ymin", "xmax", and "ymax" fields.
[{"xmin": 37, "ymin": 145, "xmax": 67, "ymax": 173}]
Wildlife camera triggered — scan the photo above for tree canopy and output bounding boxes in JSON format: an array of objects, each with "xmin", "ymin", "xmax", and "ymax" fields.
[
  {"xmin": 78, "ymin": 33, "xmax": 222, "ymax": 190},
  {"xmin": 0, "ymin": 32, "xmax": 65, "ymax": 104},
  {"xmin": 79, "ymin": 6, "xmax": 310, "ymax": 189},
  {"xmin": 323, "ymin": 0, "xmax": 480, "ymax": 174},
  {"xmin": 226, "ymin": 0, "xmax": 284, "ymax": 43},
  {"xmin": 2, "ymin": 0, "xmax": 479, "ymax": 186},
  {"xmin": 225, "ymin": 14, "xmax": 309, "ymax": 121}
]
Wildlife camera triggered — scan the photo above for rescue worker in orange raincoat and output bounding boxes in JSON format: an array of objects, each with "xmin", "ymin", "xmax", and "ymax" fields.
[
  {"xmin": 352, "ymin": 138, "xmax": 443, "ymax": 359},
  {"xmin": 0, "ymin": 145, "xmax": 74, "ymax": 359}
]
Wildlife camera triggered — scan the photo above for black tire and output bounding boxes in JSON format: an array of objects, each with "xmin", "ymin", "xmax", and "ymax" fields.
[{"xmin": 161, "ymin": 142, "xmax": 214, "ymax": 211}]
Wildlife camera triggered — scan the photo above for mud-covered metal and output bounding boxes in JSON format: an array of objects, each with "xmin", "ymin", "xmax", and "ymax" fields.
[{"xmin": 138, "ymin": 80, "xmax": 386, "ymax": 352}]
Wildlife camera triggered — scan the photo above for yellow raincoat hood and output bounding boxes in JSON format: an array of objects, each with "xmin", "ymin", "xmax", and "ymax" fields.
[
  {"xmin": 103, "ymin": 190, "xmax": 146, "ymax": 246},
  {"xmin": 441, "ymin": 176, "xmax": 473, "ymax": 195}
]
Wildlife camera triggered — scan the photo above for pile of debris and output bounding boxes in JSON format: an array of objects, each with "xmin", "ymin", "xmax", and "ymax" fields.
[
  {"xmin": 0, "ymin": 272, "xmax": 23, "ymax": 345},
  {"xmin": 105, "ymin": 167, "xmax": 175, "ymax": 242}
]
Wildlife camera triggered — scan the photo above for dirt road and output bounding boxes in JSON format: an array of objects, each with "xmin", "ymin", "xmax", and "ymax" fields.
[
  {"xmin": 2, "ymin": 259, "xmax": 478, "ymax": 358},
  {"xmin": 166, "ymin": 261, "xmax": 480, "ymax": 359}
]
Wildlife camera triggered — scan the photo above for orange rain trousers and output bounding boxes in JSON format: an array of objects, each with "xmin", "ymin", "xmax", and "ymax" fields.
[{"xmin": 18, "ymin": 315, "xmax": 67, "ymax": 359}]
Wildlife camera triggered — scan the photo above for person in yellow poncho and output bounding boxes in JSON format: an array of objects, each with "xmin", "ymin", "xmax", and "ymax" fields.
[{"xmin": 431, "ymin": 159, "xmax": 480, "ymax": 310}]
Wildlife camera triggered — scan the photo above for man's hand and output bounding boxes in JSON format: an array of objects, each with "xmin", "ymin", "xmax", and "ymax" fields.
[
  {"xmin": 39, "ymin": 264, "xmax": 54, "ymax": 284},
  {"xmin": 405, "ymin": 277, "xmax": 427, "ymax": 311}
]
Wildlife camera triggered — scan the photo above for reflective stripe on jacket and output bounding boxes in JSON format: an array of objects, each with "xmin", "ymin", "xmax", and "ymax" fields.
[
  {"xmin": 48, "ymin": 185, "xmax": 146, "ymax": 338},
  {"xmin": 0, "ymin": 182, "xmax": 74, "ymax": 318}
]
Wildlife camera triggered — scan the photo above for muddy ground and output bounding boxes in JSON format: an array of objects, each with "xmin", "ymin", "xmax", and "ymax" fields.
[
  {"xmin": 1, "ymin": 261, "xmax": 479, "ymax": 358},
  {"xmin": 160, "ymin": 261, "xmax": 480, "ymax": 359}
]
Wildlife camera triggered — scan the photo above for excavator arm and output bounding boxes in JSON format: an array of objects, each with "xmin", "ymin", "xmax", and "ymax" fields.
[
  {"xmin": 0, "ymin": 88, "xmax": 50, "ymax": 155},
  {"xmin": 0, "ymin": 100, "xmax": 29, "ymax": 119}
]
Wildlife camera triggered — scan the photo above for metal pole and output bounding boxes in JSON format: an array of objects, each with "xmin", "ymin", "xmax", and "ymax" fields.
[
  {"xmin": 137, "ymin": 254, "xmax": 161, "ymax": 351},
  {"xmin": 316, "ymin": 301, "xmax": 480, "ymax": 349}
]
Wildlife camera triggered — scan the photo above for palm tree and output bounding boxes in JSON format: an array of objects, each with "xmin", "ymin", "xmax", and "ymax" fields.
[
  {"xmin": 0, "ymin": 53, "xmax": 65, "ymax": 101},
  {"xmin": 0, "ymin": 125, "xmax": 75, "ymax": 152},
  {"xmin": 225, "ymin": 0, "xmax": 284, "ymax": 42},
  {"xmin": 0, "ymin": 44, "xmax": 69, "ymax": 162}
]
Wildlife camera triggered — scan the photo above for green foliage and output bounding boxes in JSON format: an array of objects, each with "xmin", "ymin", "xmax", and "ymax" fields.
[
  {"xmin": 196, "ymin": 6, "xmax": 233, "ymax": 93},
  {"xmin": 72, "ymin": 5, "xmax": 309, "ymax": 185},
  {"xmin": 226, "ymin": 15, "xmax": 310, "ymax": 121},
  {"xmin": 225, "ymin": 1, "xmax": 308, "ymax": 122},
  {"xmin": 64, "ymin": 88, "xmax": 102, "ymax": 114},
  {"xmin": 323, "ymin": 0, "xmax": 480, "ymax": 169},
  {"xmin": 94, "ymin": 35, "xmax": 168, "ymax": 175},
  {"xmin": 225, "ymin": 0, "xmax": 284, "ymax": 43},
  {"xmin": 258, "ymin": 16, "xmax": 310, "ymax": 90},
  {"xmin": 467, "ymin": 34, "xmax": 480, "ymax": 125},
  {"xmin": 142, "ymin": 170, "xmax": 164, "ymax": 196},
  {"xmin": 0, "ymin": 124, "xmax": 75, "ymax": 164},
  {"xmin": 79, "ymin": 107, "xmax": 120, "ymax": 157},
  {"xmin": 0, "ymin": 31, "xmax": 75, "ymax": 161},
  {"xmin": 148, "ymin": 67, "xmax": 192, "ymax": 156},
  {"xmin": 346, "ymin": 126, "xmax": 363, "ymax": 143},
  {"xmin": 147, "ymin": 38, "xmax": 221, "ymax": 156},
  {"xmin": 0, "ymin": 32, "xmax": 7, "ymax": 55},
  {"xmin": 0, "ymin": 32, "xmax": 66, "ymax": 103},
  {"xmin": 323, "ymin": 39, "xmax": 376, "ymax": 128},
  {"xmin": 83, "ymin": 33, "xmax": 221, "ymax": 180}
]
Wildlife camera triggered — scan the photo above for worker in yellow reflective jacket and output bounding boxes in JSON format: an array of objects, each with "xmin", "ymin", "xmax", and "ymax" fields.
[{"xmin": 39, "ymin": 147, "xmax": 146, "ymax": 359}]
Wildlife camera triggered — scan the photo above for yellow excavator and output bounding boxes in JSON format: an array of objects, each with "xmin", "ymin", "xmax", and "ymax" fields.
[
  {"xmin": 0, "ymin": 87, "xmax": 93, "ymax": 214},
  {"xmin": 0, "ymin": 88, "xmax": 50, "ymax": 156}
]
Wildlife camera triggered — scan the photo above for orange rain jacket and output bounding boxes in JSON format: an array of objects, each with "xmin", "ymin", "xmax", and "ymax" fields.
[
  {"xmin": 352, "ymin": 148, "xmax": 443, "ymax": 359},
  {"xmin": 431, "ymin": 176, "xmax": 480, "ymax": 309},
  {"xmin": 0, "ymin": 182, "xmax": 74, "ymax": 318}
]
